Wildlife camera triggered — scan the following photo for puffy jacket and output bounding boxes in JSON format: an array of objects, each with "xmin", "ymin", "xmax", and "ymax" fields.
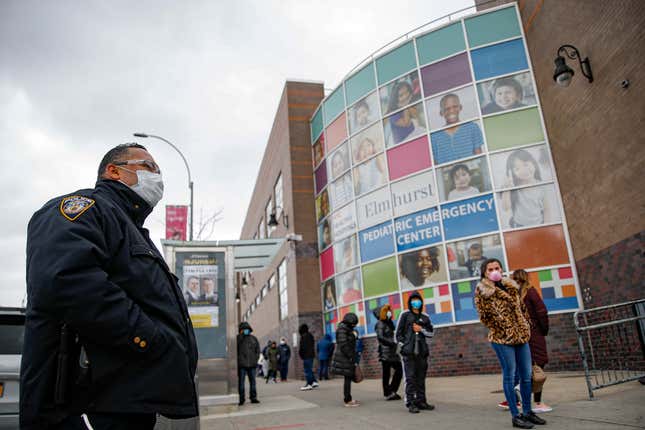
[
  {"xmin": 374, "ymin": 305, "xmax": 398, "ymax": 362},
  {"xmin": 474, "ymin": 277, "xmax": 530, "ymax": 345},
  {"xmin": 278, "ymin": 343, "xmax": 291, "ymax": 365},
  {"xmin": 316, "ymin": 334, "xmax": 334, "ymax": 360},
  {"xmin": 395, "ymin": 292, "xmax": 434, "ymax": 357},
  {"xmin": 330, "ymin": 313, "xmax": 358, "ymax": 377},
  {"xmin": 237, "ymin": 322, "xmax": 260, "ymax": 368},
  {"xmin": 21, "ymin": 180, "xmax": 198, "ymax": 429},
  {"xmin": 298, "ymin": 324, "xmax": 315, "ymax": 359}
]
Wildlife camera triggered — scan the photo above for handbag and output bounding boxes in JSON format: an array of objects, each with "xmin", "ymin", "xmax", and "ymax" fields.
[
  {"xmin": 353, "ymin": 364, "xmax": 364, "ymax": 383},
  {"xmin": 531, "ymin": 364, "xmax": 546, "ymax": 393}
]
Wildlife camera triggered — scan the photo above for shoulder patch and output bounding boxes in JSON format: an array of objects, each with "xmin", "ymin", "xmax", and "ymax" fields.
[{"xmin": 59, "ymin": 196, "xmax": 95, "ymax": 221}]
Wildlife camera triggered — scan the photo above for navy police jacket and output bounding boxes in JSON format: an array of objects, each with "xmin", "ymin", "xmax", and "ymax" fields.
[{"xmin": 21, "ymin": 179, "xmax": 198, "ymax": 429}]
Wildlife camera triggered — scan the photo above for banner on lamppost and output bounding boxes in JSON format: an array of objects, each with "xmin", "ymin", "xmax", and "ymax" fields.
[{"xmin": 166, "ymin": 205, "xmax": 188, "ymax": 240}]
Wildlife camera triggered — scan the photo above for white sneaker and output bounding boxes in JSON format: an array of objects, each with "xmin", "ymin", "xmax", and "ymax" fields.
[
  {"xmin": 312, "ymin": 381, "xmax": 320, "ymax": 388},
  {"xmin": 532, "ymin": 402, "xmax": 553, "ymax": 413},
  {"xmin": 300, "ymin": 384, "xmax": 313, "ymax": 391}
]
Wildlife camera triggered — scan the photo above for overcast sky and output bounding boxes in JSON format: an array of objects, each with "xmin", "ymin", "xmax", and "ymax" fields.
[{"xmin": 0, "ymin": 0, "xmax": 474, "ymax": 307}]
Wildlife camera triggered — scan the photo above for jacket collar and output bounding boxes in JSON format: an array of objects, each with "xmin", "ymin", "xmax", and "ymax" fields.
[{"xmin": 95, "ymin": 179, "xmax": 152, "ymax": 227}]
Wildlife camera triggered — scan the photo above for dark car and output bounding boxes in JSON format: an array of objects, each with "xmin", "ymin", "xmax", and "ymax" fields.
[{"xmin": 0, "ymin": 307, "xmax": 24, "ymax": 429}]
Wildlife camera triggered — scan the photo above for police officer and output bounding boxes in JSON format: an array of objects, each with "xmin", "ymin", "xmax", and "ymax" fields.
[{"xmin": 21, "ymin": 143, "xmax": 199, "ymax": 429}]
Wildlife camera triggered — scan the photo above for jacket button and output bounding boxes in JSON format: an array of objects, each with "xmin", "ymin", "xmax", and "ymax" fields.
[
  {"xmin": 139, "ymin": 340, "xmax": 147, "ymax": 348},
  {"xmin": 134, "ymin": 336, "xmax": 141, "ymax": 344}
]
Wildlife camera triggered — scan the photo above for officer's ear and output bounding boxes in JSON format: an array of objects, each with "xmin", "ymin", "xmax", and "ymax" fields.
[{"xmin": 104, "ymin": 164, "xmax": 122, "ymax": 181}]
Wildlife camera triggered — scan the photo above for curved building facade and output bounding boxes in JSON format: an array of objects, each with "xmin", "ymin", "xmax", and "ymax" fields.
[{"xmin": 310, "ymin": 4, "xmax": 583, "ymax": 374}]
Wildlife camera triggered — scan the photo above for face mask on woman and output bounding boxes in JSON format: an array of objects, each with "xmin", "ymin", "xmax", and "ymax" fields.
[
  {"xmin": 488, "ymin": 270, "xmax": 503, "ymax": 282},
  {"xmin": 243, "ymin": 329, "xmax": 250, "ymax": 335}
]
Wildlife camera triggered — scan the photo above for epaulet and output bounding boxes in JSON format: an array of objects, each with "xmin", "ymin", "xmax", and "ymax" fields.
[{"xmin": 59, "ymin": 195, "xmax": 96, "ymax": 221}]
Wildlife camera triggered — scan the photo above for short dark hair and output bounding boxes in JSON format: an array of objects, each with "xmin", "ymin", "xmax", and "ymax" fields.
[
  {"xmin": 439, "ymin": 93, "xmax": 460, "ymax": 112},
  {"xmin": 97, "ymin": 143, "xmax": 147, "ymax": 181}
]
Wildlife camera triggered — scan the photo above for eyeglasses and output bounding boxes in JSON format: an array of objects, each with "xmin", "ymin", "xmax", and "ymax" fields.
[{"xmin": 114, "ymin": 159, "xmax": 160, "ymax": 174}]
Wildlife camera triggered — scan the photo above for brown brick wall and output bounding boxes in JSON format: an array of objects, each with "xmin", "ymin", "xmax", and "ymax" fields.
[{"xmin": 476, "ymin": 0, "xmax": 645, "ymax": 261}]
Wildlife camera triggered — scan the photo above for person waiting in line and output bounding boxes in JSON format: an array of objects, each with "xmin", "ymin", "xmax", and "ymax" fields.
[
  {"xmin": 278, "ymin": 337, "xmax": 291, "ymax": 382},
  {"xmin": 513, "ymin": 269, "xmax": 551, "ymax": 413},
  {"xmin": 317, "ymin": 333, "xmax": 335, "ymax": 380},
  {"xmin": 395, "ymin": 291, "xmax": 434, "ymax": 414},
  {"xmin": 298, "ymin": 324, "xmax": 319, "ymax": 390},
  {"xmin": 374, "ymin": 304, "xmax": 403, "ymax": 401},
  {"xmin": 482, "ymin": 76, "xmax": 526, "ymax": 115},
  {"xmin": 237, "ymin": 322, "xmax": 260, "ymax": 406},
  {"xmin": 355, "ymin": 331, "xmax": 364, "ymax": 364},
  {"xmin": 265, "ymin": 341, "xmax": 279, "ymax": 384},
  {"xmin": 330, "ymin": 313, "xmax": 360, "ymax": 407},
  {"xmin": 261, "ymin": 340, "xmax": 271, "ymax": 378},
  {"xmin": 474, "ymin": 258, "xmax": 546, "ymax": 428}
]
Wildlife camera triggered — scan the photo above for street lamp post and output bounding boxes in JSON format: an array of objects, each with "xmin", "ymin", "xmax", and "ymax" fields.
[{"xmin": 133, "ymin": 132, "xmax": 194, "ymax": 241}]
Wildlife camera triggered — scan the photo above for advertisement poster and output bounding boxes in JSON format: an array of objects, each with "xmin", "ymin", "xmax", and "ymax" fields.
[
  {"xmin": 175, "ymin": 251, "xmax": 226, "ymax": 359},
  {"xmin": 165, "ymin": 205, "xmax": 188, "ymax": 240},
  {"xmin": 180, "ymin": 255, "xmax": 220, "ymax": 328}
]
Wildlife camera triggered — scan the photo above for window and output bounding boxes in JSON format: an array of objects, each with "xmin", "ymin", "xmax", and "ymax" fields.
[
  {"xmin": 268, "ymin": 274, "xmax": 276, "ymax": 290},
  {"xmin": 255, "ymin": 295, "xmax": 261, "ymax": 306},
  {"xmin": 261, "ymin": 285, "xmax": 268, "ymax": 298},
  {"xmin": 278, "ymin": 259, "xmax": 288, "ymax": 320},
  {"xmin": 274, "ymin": 174, "xmax": 283, "ymax": 217},
  {"xmin": 251, "ymin": 302, "xmax": 256, "ymax": 312},
  {"xmin": 266, "ymin": 198, "xmax": 275, "ymax": 236}
]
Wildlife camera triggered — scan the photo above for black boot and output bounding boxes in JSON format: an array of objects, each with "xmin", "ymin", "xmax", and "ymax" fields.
[
  {"xmin": 408, "ymin": 404, "xmax": 420, "ymax": 413},
  {"xmin": 512, "ymin": 415, "xmax": 534, "ymax": 429},
  {"xmin": 523, "ymin": 411, "xmax": 546, "ymax": 425},
  {"xmin": 417, "ymin": 402, "xmax": 435, "ymax": 410}
]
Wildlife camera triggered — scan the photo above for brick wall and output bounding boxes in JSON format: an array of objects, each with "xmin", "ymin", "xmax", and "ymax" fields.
[{"xmin": 353, "ymin": 313, "xmax": 581, "ymax": 379}]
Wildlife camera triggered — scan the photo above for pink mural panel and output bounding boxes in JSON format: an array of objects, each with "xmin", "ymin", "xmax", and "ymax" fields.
[
  {"xmin": 386, "ymin": 135, "xmax": 432, "ymax": 181},
  {"xmin": 320, "ymin": 247, "xmax": 335, "ymax": 281},
  {"xmin": 325, "ymin": 112, "xmax": 348, "ymax": 152}
]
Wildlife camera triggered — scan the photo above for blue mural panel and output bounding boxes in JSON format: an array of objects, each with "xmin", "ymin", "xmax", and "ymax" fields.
[
  {"xmin": 394, "ymin": 207, "xmax": 442, "ymax": 252},
  {"xmin": 441, "ymin": 194, "xmax": 499, "ymax": 240},
  {"xmin": 470, "ymin": 38, "xmax": 528, "ymax": 81},
  {"xmin": 359, "ymin": 221, "xmax": 395, "ymax": 262}
]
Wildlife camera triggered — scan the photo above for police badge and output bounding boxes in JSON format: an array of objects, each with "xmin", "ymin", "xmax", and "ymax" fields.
[{"xmin": 59, "ymin": 195, "xmax": 95, "ymax": 221}]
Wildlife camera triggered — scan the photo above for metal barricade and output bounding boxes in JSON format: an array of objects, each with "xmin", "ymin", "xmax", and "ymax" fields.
[{"xmin": 574, "ymin": 298, "xmax": 645, "ymax": 399}]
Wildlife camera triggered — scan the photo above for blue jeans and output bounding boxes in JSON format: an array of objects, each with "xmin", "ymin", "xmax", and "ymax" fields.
[
  {"xmin": 491, "ymin": 342, "xmax": 532, "ymax": 417},
  {"xmin": 279, "ymin": 362, "xmax": 289, "ymax": 380},
  {"xmin": 303, "ymin": 358, "xmax": 316, "ymax": 385},
  {"xmin": 319, "ymin": 359, "xmax": 330, "ymax": 379},
  {"xmin": 238, "ymin": 366, "xmax": 257, "ymax": 401}
]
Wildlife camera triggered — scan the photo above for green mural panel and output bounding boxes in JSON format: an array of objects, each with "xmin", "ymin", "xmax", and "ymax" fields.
[
  {"xmin": 323, "ymin": 86, "xmax": 346, "ymax": 126},
  {"xmin": 484, "ymin": 107, "xmax": 544, "ymax": 151},
  {"xmin": 345, "ymin": 62, "xmax": 376, "ymax": 106},
  {"xmin": 376, "ymin": 41, "xmax": 417, "ymax": 85},
  {"xmin": 416, "ymin": 22, "xmax": 466, "ymax": 65},
  {"xmin": 465, "ymin": 7, "xmax": 521, "ymax": 48},
  {"xmin": 311, "ymin": 108, "xmax": 324, "ymax": 142},
  {"xmin": 362, "ymin": 257, "xmax": 398, "ymax": 298}
]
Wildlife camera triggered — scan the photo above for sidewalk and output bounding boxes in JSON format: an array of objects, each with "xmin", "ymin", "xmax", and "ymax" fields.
[{"xmin": 200, "ymin": 372, "xmax": 644, "ymax": 430}]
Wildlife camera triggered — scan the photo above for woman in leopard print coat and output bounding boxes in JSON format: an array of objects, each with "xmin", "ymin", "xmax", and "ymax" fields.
[{"xmin": 474, "ymin": 258, "xmax": 546, "ymax": 428}]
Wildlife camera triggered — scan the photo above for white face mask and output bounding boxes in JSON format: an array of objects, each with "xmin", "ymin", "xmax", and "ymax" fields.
[
  {"xmin": 119, "ymin": 167, "xmax": 164, "ymax": 207},
  {"xmin": 386, "ymin": 311, "xmax": 392, "ymax": 319}
]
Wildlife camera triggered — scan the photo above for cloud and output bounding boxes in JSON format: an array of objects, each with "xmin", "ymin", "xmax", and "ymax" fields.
[{"xmin": 0, "ymin": 0, "xmax": 474, "ymax": 306}]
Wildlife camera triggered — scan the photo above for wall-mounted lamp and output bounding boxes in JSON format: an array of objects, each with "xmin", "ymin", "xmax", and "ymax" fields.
[
  {"xmin": 241, "ymin": 276, "xmax": 249, "ymax": 288},
  {"xmin": 235, "ymin": 292, "xmax": 241, "ymax": 303},
  {"xmin": 268, "ymin": 206, "xmax": 288, "ymax": 228},
  {"xmin": 553, "ymin": 44, "xmax": 593, "ymax": 87}
]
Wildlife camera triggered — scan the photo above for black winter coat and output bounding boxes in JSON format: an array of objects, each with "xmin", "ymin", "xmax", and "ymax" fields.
[
  {"xmin": 395, "ymin": 292, "xmax": 434, "ymax": 358},
  {"xmin": 21, "ymin": 180, "xmax": 198, "ymax": 429},
  {"xmin": 375, "ymin": 317, "xmax": 398, "ymax": 363},
  {"xmin": 237, "ymin": 323, "xmax": 260, "ymax": 368},
  {"xmin": 330, "ymin": 322, "xmax": 356, "ymax": 377},
  {"xmin": 299, "ymin": 332, "xmax": 315, "ymax": 360}
]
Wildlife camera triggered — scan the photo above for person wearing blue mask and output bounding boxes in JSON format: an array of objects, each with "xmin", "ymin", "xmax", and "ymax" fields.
[
  {"xmin": 395, "ymin": 291, "xmax": 434, "ymax": 414},
  {"xmin": 237, "ymin": 322, "xmax": 260, "ymax": 406}
]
